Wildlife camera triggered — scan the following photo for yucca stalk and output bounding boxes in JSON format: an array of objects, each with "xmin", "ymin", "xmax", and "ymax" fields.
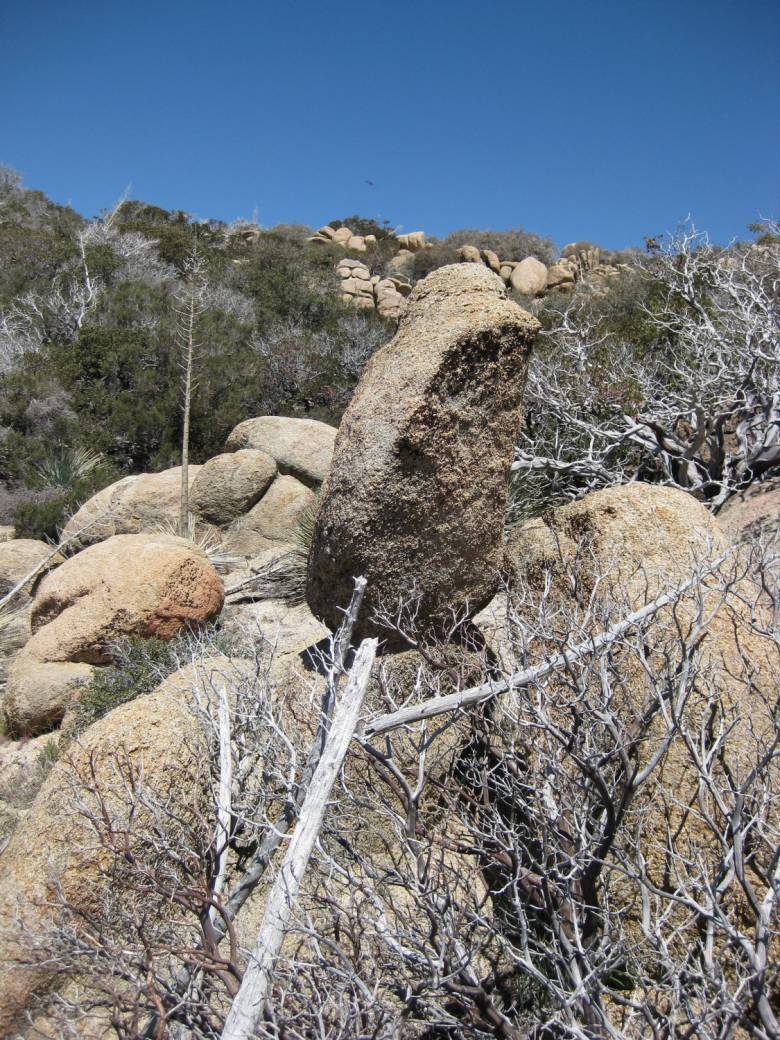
[{"xmin": 174, "ymin": 250, "xmax": 208, "ymax": 536}]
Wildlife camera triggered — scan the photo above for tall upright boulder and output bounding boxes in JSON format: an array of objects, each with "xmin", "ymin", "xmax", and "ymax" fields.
[{"xmin": 306, "ymin": 264, "xmax": 540, "ymax": 637}]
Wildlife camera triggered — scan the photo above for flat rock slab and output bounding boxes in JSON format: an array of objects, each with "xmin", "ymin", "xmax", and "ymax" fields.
[{"xmin": 306, "ymin": 264, "xmax": 539, "ymax": 638}]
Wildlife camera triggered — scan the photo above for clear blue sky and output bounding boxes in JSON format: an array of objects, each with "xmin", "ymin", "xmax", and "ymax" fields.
[{"xmin": 2, "ymin": 0, "xmax": 777, "ymax": 249}]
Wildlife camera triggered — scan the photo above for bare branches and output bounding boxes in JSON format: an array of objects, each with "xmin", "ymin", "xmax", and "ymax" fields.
[
  {"xmin": 362, "ymin": 546, "xmax": 736, "ymax": 738},
  {"xmin": 15, "ymin": 549, "xmax": 779, "ymax": 1039},
  {"xmin": 512, "ymin": 223, "xmax": 780, "ymax": 516},
  {"xmin": 222, "ymin": 635, "xmax": 378, "ymax": 1040}
]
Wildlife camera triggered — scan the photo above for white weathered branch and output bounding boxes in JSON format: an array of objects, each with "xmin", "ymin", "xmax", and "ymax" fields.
[
  {"xmin": 362, "ymin": 548, "xmax": 735, "ymax": 738},
  {"xmin": 221, "ymin": 635, "xmax": 378, "ymax": 1040}
]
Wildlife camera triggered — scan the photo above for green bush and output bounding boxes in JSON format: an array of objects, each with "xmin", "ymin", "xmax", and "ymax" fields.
[
  {"xmin": 68, "ymin": 635, "xmax": 189, "ymax": 736},
  {"xmin": 231, "ymin": 234, "xmax": 342, "ymax": 330},
  {"xmin": 327, "ymin": 214, "xmax": 395, "ymax": 241},
  {"xmin": 12, "ymin": 461, "xmax": 119, "ymax": 540},
  {"xmin": 13, "ymin": 490, "xmax": 72, "ymax": 541}
]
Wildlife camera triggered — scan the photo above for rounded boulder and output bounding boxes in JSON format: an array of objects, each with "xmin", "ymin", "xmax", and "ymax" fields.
[
  {"xmin": 27, "ymin": 533, "xmax": 225, "ymax": 665},
  {"xmin": 509, "ymin": 256, "xmax": 548, "ymax": 295},
  {"xmin": 60, "ymin": 467, "xmax": 202, "ymax": 548},
  {"xmin": 225, "ymin": 416, "xmax": 337, "ymax": 487},
  {"xmin": 190, "ymin": 449, "xmax": 277, "ymax": 525}
]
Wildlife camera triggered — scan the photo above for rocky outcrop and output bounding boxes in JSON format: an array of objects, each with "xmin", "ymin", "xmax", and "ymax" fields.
[
  {"xmin": 2, "ymin": 534, "xmax": 224, "ymax": 735},
  {"xmin": 225, "ymin": 415, "xmax": 337, "ymax": 487},
  {"xmin": 0, "ymin": 540, "xmax": 63, "ymax": 682},
  {"xmin": 336, "ymin": 257, "xmax": 375, "ymax": 308},
  {"xmin": 0, "ymin": 641, "xmax": 472, "ymax": 1034},
  {"xmin": 222, "ymin": 597, "xmax": 329, "ymax": 664},
  {"xmin": 374, "ymin": 276, "xmax": 411, "ymax": 318},
  {"xmin": 0, "ymin": 539, "xmax": 60, "ymax": 594},
  {"xmin": 28, "ymin": 534, "xmax": 224, "ymax": 661},
  {"xmin": 336, "ymin": 258, "xmax": 412, "ymax": 318},
  {"xmin": 2, "ymin": 659, "xmax": 95, "ymax": 738},
  {"xmin": 0, "ymin": 656, "xmax": 250, "ymax": 1036},
  {"xmin": 503, "ymin": 482, "xmax": 724, "ymax": 600},
  {"xmin": 509, "ymin": 256, "xmax": 548, "ymax": 295},
  {"xmin": 480, "ymin": 482, "xmax": 776, "ymax": 895},
  {"xmin": 224, "ymin": 411, "xmax": 336, "ymax": 488},
  {"xmin": 61, "ymin": 418, "xmax": 332, "ymax": 561},
  {"xmin": 308, "ymin": 224, "xmax": 377, "ymax": 251},
  {"xmin": 61, "ymin": 467, "xmax": 201, "ymax": 548},
  {"xmin": 224, "ymin": 475, "xmax": 314, "ymax": 557},
  {"xmin": 395, "ymin": 231, "xmax": 427, "ymax": 252},
  {"xmin": 0, "ymin": 731, "xmax": 55, "ymax": 841},
  {"xmin": 717, "ymin": 476, "xmax": 780, "ymax": 542},
  {"xmin": 190, "ymin": 449, "xmax": 277, "ymax": 525},
  {"xmin": 448, "ymin": 236, "xmax": 630, "ymax": 298},
  {"xmin": 307, "ymin": 264, "xmax": 540, "ymax": 637},
  {"xmin": 458, "ymin": 244, "xmax": 482, "ymax": 263},
  {"xmin": 545, "ymin": 258, "xmax": 578, "ymax": 290}
]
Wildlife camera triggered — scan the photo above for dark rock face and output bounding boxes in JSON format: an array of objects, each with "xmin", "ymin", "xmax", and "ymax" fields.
[{"xmin": 306, "ymin": 264, "xmax": 540, "ymax": 638}]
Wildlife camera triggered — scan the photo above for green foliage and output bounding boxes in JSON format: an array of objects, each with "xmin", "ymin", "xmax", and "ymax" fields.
[
  {"xmin": 68, "ymin": 634, "xmax": 188, "ymax": 736},
  {"xmin": 13, "ymin": 490, "xmax": 73, "ymax": 541},
  {"xmin": 328, "ymin": 214, "xmax": 394, "ymax": 240},
  {"xmin": 12, "ymin": 462, "xmax": 118, "ymax": 540},
  {"xmin": 37, "ymin": 738, "xmax": 60, "ymax": 767},
  {"xmin": 231, "ymin": 234, "xmax": 342, "ymax": 330},
  {"xmin": 0, "ymin": 166, "xmax": 82, "ymax": 305},
  {"xmin": 32, "ymin": 444, "xmax": 105, "ymax": 489},
  {"xmin": 0, "ymin": 224, "xmax": 79, "ymax": 306}
]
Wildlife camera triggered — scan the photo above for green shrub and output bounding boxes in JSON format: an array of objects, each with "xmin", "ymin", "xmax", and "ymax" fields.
[
  {"xmin": 327, "ymin": 214, "xmax": 395, "ymax": 241},
  {"xmin": 68, "ymin": 635, "xmax": 188, "ymax": 736},
  {"xmin": 12, "ymin": 457, "xmax": 121, "ymax": 540},
  {"xmin": 32, "ymin": 444, "xmax": 105, "ymax": 490},
  {"xmin": 13, "ymin": 490, "xmax": 72, "ymax": 541}
]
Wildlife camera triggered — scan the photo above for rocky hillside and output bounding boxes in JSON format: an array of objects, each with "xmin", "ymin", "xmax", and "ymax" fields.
[{"xmin": 0, "ymin": 172, "xmax": 777, "ymax": 1038}]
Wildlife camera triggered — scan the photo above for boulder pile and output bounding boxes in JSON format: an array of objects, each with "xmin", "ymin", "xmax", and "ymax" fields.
[
  {"xmin": 3, "ymin": 533, "xmax": 224, "ymax": 736},
  {"xmin": 0, "ymin": 415, "xmax": 339, "ymax": 735},
  {"xmin": 336, "ymin": 257, "xmax": 412, "ymax": 318},
  {"xmin": 63, "ymin": 416, "xmax": 337, "ymax": 558},
  {"xmin": 308, "ymin": 224, "xmax": 378, "ymax": 252},
  {"xmin": 458, "ymin": 240, "xmax": 626, "ymax": 296}
]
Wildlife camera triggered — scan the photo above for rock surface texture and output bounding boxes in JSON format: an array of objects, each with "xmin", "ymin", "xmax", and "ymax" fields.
[
  {"xmin": 307, "ymin": 264, "xmax": 540, "ymax": 637},
  {"xmin": 59, "ymin": 417, "xmax": 336, "ymax": 561},
  {"xmin": 484, "ymin": 482, "xmax": 776, "ymax": 903},
  {"xmin": 509, "ymin": 256, "xmax": 548, "ymax": 295},
  {"xmin": 190, "ymin": 449, "xmax": 277, "ymax": 525},
  {"xmin": 0, "ymin": 656, "xmax": 248, "ymax": 1036},
  {"xmin": 225, "ymin": 415, "xmax": 337, "ymax": 487},
  {"xmin": 2, "ymin": 534, "xmax": 224, "ymax": 735},
  {"xmin": 224, "ymin": 474, "xmax": 314, "ymax": 557},
  {"xmin": 61, "ymin": 467, "xmax": 202, "ymax": 547},
  {"xmin": 717, "ymin": 475, "xmax": 780, "ymax": 542},
  {"xmin": 0, "ymin": 539, "xmax": 63, "ymax": 681}
]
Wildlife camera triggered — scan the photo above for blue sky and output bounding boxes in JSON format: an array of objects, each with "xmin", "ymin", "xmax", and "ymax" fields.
[{"xmin": 2, "ymin": 0, "xmax": 777, "ymax": 249}]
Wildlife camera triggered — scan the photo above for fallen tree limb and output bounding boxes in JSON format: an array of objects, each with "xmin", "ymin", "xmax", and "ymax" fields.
[
  {"xmin": 221, "ymin": 635, "xmax": 378, "ymax": 1040},
  {"xmin": 361, "ymin": 548, "xmax": 736, "ymax": 739}
]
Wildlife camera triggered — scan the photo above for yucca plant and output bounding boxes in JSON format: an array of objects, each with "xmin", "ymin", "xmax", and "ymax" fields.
[
  {"xmin": 226, "ymin": 496, "xmax": 319, "ymax": 604},
  {"xmin": 32, "ymin": 444, "xmax": 104, "ymax": 490},
  {"xmin": 155, "ymin": 515, "xmax": 242, "ymax": 575}
]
